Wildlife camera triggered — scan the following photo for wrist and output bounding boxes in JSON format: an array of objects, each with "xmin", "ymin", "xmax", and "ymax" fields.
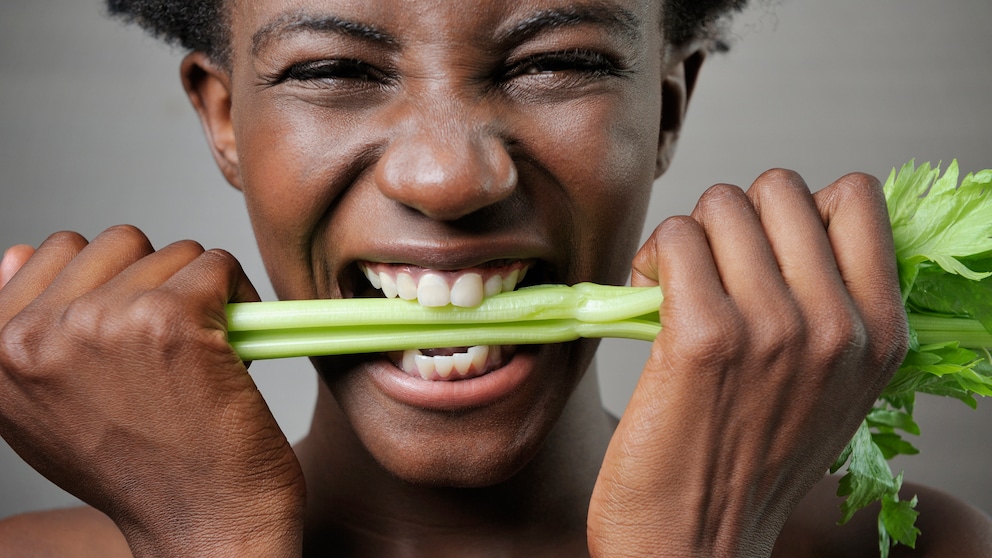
[
  {"xmin": 116, "ymin": 488, "xmax": 305, "ymax": 558},
  {"xmin": 123, "ymin": 513, "xmax": 304, "ymax": 558}
]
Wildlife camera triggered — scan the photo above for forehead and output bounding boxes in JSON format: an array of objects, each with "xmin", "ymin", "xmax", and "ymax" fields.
[{"xmin": 229, "ymin": 0, "xmax": 660, "ymax": 53}]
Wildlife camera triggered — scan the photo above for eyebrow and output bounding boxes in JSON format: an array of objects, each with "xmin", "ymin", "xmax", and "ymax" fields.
[
  {"xmin": 250, "ymin": 3, "xmax": 642, "ymax": 58},
  {"xmin": 496, "ymin": 2, "xmax": 643, "ymax": 45},
  {"xmin": 251, "ymin": 11, "xmax": 399, "ymax": 57}
]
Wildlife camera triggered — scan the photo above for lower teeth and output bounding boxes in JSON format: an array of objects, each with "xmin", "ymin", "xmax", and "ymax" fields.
[{"xmin": 392, "ymin": 345, "xmax": 513, "ymax": 381}]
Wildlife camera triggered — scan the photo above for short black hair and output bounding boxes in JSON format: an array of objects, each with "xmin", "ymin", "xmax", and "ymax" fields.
[
  {"xmin": 105, "ymin": 0, "xmax": 231, "ymax": 65},
  {"xmin": 106, "ymin": 0, "xmax": 749, "ymax": 68}
]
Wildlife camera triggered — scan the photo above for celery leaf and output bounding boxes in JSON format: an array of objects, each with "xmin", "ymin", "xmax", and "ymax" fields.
[{"xmin": 833, "ymin": 160, "xmax": 992, "ymax": 556}]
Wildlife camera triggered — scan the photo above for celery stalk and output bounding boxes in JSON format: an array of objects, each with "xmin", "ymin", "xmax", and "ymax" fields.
[
  {"xmin": 227, "ymin": 283, "xmax": 664, "ymax": 361},
  {"xmin": 908, "ymin": 314, "xmax": 992, "ymax": 348},
  {"xmin": 229, "ymin": 317, "xmax": 662, "ymax": 361}
]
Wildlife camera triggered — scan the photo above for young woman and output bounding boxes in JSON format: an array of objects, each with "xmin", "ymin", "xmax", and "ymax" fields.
[{"xmin": 0, "ymin": 0, "xmax": 989, "ymax": 555}]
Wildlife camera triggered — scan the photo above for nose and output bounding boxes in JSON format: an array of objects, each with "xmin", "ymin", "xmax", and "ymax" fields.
[{"xmin": 374, "ymin": 104, "xmax": 517, "ymax": 222}]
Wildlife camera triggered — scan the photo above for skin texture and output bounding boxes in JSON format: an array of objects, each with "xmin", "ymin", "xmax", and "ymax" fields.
[{"xmin": 0, "ymin": 0, "xmax": 990, "ymax": 556}]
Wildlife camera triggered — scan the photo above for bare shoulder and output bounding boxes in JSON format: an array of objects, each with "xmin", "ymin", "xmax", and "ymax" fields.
[
  {"xmin": 0, "ymin": 506, "xmax": 132, "ymax": 557},
  {"xmin": 774, "ymin": 476, "xmax": 992, "ymax": 557}
]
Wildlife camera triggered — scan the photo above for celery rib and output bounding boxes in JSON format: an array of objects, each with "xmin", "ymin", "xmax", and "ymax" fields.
[
  {"xmin": 229, "ymin": 317, "xmax": 663, "ymax": 361},
  {"xmin": 225, "ymin": 285, "xmax": 992, "ymax": 362},
  {"xmin": 907, "ymin": 313, "xmax": 992, "ymax": 348},
  {"xmin": 227, "ymin": 283, "xmax": 662, "ymax": 331},
  {"xmin": 226, "ymin": 283, "xmax": 664, "ymax": 361}
]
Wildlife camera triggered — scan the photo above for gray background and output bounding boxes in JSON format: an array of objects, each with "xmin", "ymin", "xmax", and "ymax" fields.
[{"xmin": 2, "ymin": 0, "xmax": 990, "ymax": 519}]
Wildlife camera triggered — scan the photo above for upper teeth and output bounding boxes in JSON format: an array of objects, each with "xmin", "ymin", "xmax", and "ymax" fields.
[{"xmin": 360, "ymin": 263, "xmax": 528, "ymax": 307}]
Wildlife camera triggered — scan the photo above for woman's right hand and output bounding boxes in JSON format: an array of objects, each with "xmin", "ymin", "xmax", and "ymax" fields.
[
  {"xmin": 0, "ymin": 226, "xmax": 305, "ymax": 557},
  {"xmin": 588, "ymin": 170, "xmax": 910, "ymax": 557}
]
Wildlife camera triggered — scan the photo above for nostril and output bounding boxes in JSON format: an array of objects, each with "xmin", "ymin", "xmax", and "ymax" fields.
[{"xmin": 374, "ymin": 129, "xmax": 517, "ymax": 221}]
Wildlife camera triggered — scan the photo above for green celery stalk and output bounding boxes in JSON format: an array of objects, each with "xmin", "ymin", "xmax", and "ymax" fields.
[
  {"xmin": 227, "ymin": 283, "xmax": 664, "ymax": 361},
  {"xmin": 908, "ymin": 314, "xmax": 992, "ymax": 348}
]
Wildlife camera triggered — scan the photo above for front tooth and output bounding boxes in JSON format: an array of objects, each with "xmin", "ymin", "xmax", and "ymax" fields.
[
  {"xmin": 417, "ymin": 273, "xmax": 450, "ymax": 307},
  {"xmin": 402, "ymin": 349, "xmax": 420, "ymax": 373},
  {"xmin": 434, "ymin": 355, "xmax": 455, "ymax": 378},
  {"xmin": 468, "ymin": 345, "xmax": 489, "ymax": 372},
  {"xmin": 380, "ymin": 272, "xmax": 398, "ymax": 298},
  {"xmin": 501, "ymin": 269, "xmax": 520, "ymax": 292},
  {"xmin": 484, "ymin": 275, "xmax": 503, "ymax": 297},
  {"xmin": 396, "ymin": 272, "xmax": 418, "ymax": 300},
  {"xmin": 450, "ymin": 273, "xmax": 484, "ymax": 307},
  {"xmin": 365, "ymin": 266, "xmax": 382, "ymax": 289},
  {"xmin": 490, "ymin": 345, "xmax": 502, "ymax": 366},
  {"xmin": 453, "ymin": 351, "xmax": 474, "ymax": 376},
  {"xmin": 415, "ymin": 354, "xmax": 436, "ymax": 380}
]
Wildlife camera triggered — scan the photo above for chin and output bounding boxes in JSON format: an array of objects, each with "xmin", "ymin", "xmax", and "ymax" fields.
[{"xmin": 314, "ymin": 340, "xmax": 594, "ymax": 488}]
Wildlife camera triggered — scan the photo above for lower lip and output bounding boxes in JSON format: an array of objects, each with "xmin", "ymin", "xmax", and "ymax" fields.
[{"xmin": 366, "ymin": 348, "xmax": 536, "ymax": 411}]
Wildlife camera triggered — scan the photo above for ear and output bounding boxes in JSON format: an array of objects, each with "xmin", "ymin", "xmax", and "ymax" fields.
[
  {"xmin": 655, "ymin": 48, "xmax": 706, "ymax": 179},
  {"xmin": 181, "ymin": 52, "xmax": 243, "ymax": 191}
]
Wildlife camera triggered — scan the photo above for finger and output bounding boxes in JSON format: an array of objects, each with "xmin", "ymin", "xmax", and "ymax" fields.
[
  {"xmin": 746, "ymin": 169, "xmax": 854, "ymax": 317},
  {"xmin": 639, "ymin": 216, "xmax": 736, "ymax": 346},
  {"xmin": 814, "ymin": 173, "xmax": 908, "ymax": 370},
  {"xmin": 689, "ymin": 183, "xmax": 790, "ymax": 313},
  {"xmin": 87, "ymin": 239, "xmax": 208, "ymax": 301},
  {"xmin": 0, "ymin": 245, "xmax": 37, "ymax": 289},
  {"xmin": 630, "ymin": 226, "xmax": 662, "ymax": 287},
  {"xmin": 0, "ymin": 232, "xmax": 89, "ymax": 324},
  {"xmin": 27, "ymin": 226, "xmax": 155, "ymax": 312},
  {"xmin": 632, "ymin": 217, "xmax": 722, "ymax": 294},
  {"xmin": 157, "ymin": 248, "xmax": 261, "ymax": 330}
]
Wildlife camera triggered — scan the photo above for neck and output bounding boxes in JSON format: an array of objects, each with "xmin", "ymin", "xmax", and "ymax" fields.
[{"xmin": 295, "ymin": 362, "xmax": 616, "ymax": 557}]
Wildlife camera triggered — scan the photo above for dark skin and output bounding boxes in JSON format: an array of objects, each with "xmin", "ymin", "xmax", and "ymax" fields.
[{"xmin": 1, "ymin": 0, "xmax": 990, "ymax": 556}]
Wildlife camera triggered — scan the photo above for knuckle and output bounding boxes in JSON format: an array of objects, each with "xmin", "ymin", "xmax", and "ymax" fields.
[
  {"xmin": 168, "ymin": 239, "xmax": 206, "ymax": 258},
  {"xmin": 700, "ymin": 182, "xmax": 746, "ymax": 205},
  {"xmin": 102, "ymin": 223, "xmax": 147, "ymax": 240},
  {"xmin": 0, "ymin": 315, "xmax": 49, "ymax": 379},
  {"xmin": 124, "ymin": 291, "xmax": 190, "ymax": 352},
  {"xmin": 668, "ymin": 309, "xmax": 747, "ymax": 368},
  {"xmin": 40, "ymin": 230, "xmax": 88, "ymax": 253},
  {"xmin": 0, "ymin": 321, "xmax": 31, "ymax": 373},
  {"xmin": 59, "ymin": 296, "xmax": 110, "ymax": 338},
  {"xmin": 98, "ymin": 225, "xmax": 155, "ymax": 256},
  {"xmin": 836, "ymin": 171, "xmax": 882, "ymax": 191},
  {"xmin": 129, "ymin": 290, "xmax": 184, "ymax": 329},
  {"xmin": 817, "ymin": 313, "xmax": 867, "ymax": 359},
  {"xmin": 201, "ymin": 248, "xmax": 244, "ymax": 279},
  {"xmin": 758, "ymin": 307, "xmax": 808, "ymax": 356},
  {"xmin": 654, "ymin": 214, "xmax": 702, "ymax": 241},
  {"xmin": 202, "ymin": 247, "xmax": 237, "ymax": 266},
  {"xmin": 692, "ymin": 183, "xmax": 749, "ymax": 221},
  {"xmin": 754, "ymin": 167, "xmax": 806, "ymax": 189},
  {"xmin": 819, "ymin": 172, "xmax": 884, "ymax": 207},
  {"xmin": 747, "ymin": 168, "xmax": 810, "ymax": 204}
]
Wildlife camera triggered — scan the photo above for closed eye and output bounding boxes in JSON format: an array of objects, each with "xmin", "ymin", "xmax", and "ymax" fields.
[
  {"xmin": 503, "ymin": 49, "xmax": 627, "ymax": 80},
  {"xmin": 280, "ymin": 59, "xmax": 394, "ymax": 86}
]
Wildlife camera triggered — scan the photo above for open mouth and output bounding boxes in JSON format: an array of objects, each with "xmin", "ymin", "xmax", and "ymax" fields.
[{"xmin": 355, "ymin": 259, "xmax": 536, "ymax": 381}]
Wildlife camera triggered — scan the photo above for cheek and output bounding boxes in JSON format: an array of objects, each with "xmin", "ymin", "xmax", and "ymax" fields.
[
  {"xmin": 233, "ymin": 101, "xmax": 358, "ymax": 300},
  {"xmin": 530, "ymin": 93, "xmax": 660, "ymax": 284}
]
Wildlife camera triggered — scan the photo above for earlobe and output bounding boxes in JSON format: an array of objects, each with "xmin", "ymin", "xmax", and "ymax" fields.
[
  {"xmin": 181, "ymin": 52, "xmax": 243, "ymax": 191},
  {"xmin": 655, "ymin": 49, "xmax": 706, "ymax": 179}
]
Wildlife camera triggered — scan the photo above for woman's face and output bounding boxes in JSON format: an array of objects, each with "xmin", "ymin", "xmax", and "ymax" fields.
[{"xmin": 218, "ymin": 0, "xmax": 667, "ymax": 485}]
